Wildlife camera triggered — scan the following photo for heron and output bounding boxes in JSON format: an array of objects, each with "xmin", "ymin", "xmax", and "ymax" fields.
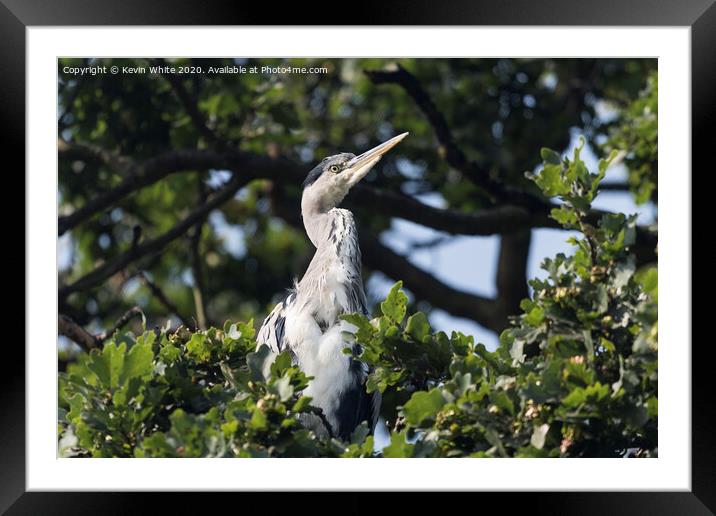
[{"xmin": 257, "ymin": 132, "xmax": 409, "ymax": 441}]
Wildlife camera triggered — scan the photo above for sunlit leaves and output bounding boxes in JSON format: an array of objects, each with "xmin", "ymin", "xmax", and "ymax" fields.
[
  {"xmin": 603, "ymin": 71, "xmax": 658, "ymax": 204},
  {"xmin": 402, "ymin": 389, "xmax": 446, "ymax": 425},
  {"xmin": 381, "ymin": 280, "xmax": 408, "ymax": 323}
]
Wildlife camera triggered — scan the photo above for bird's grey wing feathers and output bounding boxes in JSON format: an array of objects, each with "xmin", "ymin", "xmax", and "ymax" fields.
[
  {"xmin": 359, "ymin": 385, "xmax": 382, "ymax": 435},
  {"xmin": 256, "ymin": 293, "xmax": 294, "ymax": 354},
  {"xmin": 334, "ymin": 355, "xmax": 382, "ymax": 440}
]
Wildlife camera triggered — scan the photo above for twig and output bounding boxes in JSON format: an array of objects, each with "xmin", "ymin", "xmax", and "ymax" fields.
[
  {"xmin": 95, "ymin": 306, "xmax": 144, "ymax": 342},
  {"xmin": 138, "ymin": 272, "xmax": 193, "ymax": 329},
  {"xmin": 364, "ymin": 64, "xmax": 564, "ymax": 212}
]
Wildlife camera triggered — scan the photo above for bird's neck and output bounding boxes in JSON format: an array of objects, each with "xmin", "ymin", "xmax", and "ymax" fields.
[
  {"xmin": 300, "ymin": 207, "xmax": 367, "ymax": 318},
  {"xmin": 303, "ymin": 208, "xmax": 359, "ymax": 258}
]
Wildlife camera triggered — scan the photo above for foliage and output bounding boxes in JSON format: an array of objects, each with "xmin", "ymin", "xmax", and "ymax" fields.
[
  {"xmin": 603, "ymin": 70, "xmax": 658, "ymax": 204},
  {"xmin": 59, "ymin": 143, "xmax": 657, "ymax": 458},
  {"xmin": 59, "ymin": 320, "xmax": 375, "ymax": 458}
]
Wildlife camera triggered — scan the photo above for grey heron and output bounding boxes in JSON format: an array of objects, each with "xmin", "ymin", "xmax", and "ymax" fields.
[{"xmin": 257, "ymin": 132, "xmax": 409, "ymax": 440}]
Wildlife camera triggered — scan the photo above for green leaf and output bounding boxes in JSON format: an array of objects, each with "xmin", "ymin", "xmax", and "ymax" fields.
[
  {"xmin": 270, "ymin": 351, "xmax": 293, "ymax": 377},
  {"xmin": 561, "ymin": 383, "xmax": 610, "ymax": 409},
  {"xmin": 119, "ymin": 338, "xmax": 154, "ymax": 385},
  {"xmin": 270, "ymin": 375, "xmax": 294, "ymax": 402},
  {"xmin": 185, "ymin": 333, "xmax": 211, "ymax": 362},
  {"xmin": 489, "ymin": 390, "xmax": 515, "ymax": 415},
  {"xmin": 250, "ymin": 408, "xmax": 268, "ymax": 430},
  {"xmin": 635, "ymin": 266, "xmax": 658, "ymax": 301},
  {"xmin": 381, "ymin": 281, "xmax": 408, "ymax": 323},
  {"xmin": 292, "ymin": 396, "xmax": 313, "ymax": 413},
  {"xmin": 524, "ymin": 306, "xmax": 545, "ymax": 327},
  {"xmin": 550, "ymin": 206, "xmax": 579, "ymax": 227},
  {"xmin": 540, "ymin": 147, "xmax": 562, "ymax": 165},
  {"xmin": 340, "ymin": 313, "xmax": 375, "ymax": 342},
  {"xmin": 533, "ymin": 164, "xmax": 568, "ymax": 197},
  {"xmin": 159, "ymin": 341, "xmax": 181, "ymax": 365},
  {"xmin": 87, "ymin": 341, "xmax": 126, "ymax": 389},
  {"xmin": 402, "ymin": 389, "xmax": 445, "ymax": 425},
  {"xmin": 405, "ymin": 312, "xmax": 431, "ymax": 342},
  {"xmin": 382, "ymin": 430, "xmax": 414, "ymax": 458}
]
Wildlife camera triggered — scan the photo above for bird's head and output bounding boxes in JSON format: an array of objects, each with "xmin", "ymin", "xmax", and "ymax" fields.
[{"xmin": 301, "ymin": 132, "xmax": 408, "ymax": 215}]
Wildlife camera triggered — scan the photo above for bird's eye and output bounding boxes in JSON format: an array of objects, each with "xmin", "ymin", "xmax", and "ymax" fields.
[{"xmin": 329, "ymin": 165, "xmax": 340, "ymax": 173}]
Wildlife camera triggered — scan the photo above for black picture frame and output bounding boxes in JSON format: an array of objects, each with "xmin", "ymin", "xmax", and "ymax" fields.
[{"xmin": 4, "ymin": 0, "xmax": 711, "ymax": 513}]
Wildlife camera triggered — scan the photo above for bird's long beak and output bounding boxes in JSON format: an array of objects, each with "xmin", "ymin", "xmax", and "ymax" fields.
[{"xmin": 343, "ymin": 132, "xmax": 409, "ymax": 187}]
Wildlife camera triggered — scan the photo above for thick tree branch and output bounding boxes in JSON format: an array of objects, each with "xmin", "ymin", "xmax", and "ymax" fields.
[
  {"xmin": 58, "ymin": 139, "xmax": 133, "ymax": 175},
  {"xmin": 599, "ymin": 182, "xmax": 632, "ymax": 192},
  {"xmin": 347, "ymin": 188, "xmax": 554, "ymax": 236},
  {"xmin": 57, "ymin": 145, "xmax": 292, "ymax": 235},
  {"xmin": 495, "ymin": 229, "xmax": 532, "ymax": 329},
  {"xmin": 55, "ymin": 144, "xmax": 593, "ymax": 236},
  {"xmin": 58, "ymin": 314, "xmax": 97, "ymax": 352},
  {"xmin": 59, "ymin": 173, "xmax": 249, "ymax": 300},
  {"xmin": 359, "ymin": 236, "xmax": 503, "ymax": 332}
]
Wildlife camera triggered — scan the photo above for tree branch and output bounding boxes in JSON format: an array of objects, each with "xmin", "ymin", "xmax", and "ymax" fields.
[
  {"xmin": 599, "ymin": 182, "xmax": 632, "ymax": 192},
  {"xmin": 364, "ymin": 64, "xmax": 504, "ymax": 201},
  {"xmin": 189, "ymin": 176, "xmax": 209, "ymax": 330},
  {"xmin": 59, "ymin": 173, "xmax": 249, "ymax": 300},
  {"xmin": 59, "ymin": 306, "xmax": 143, "ymax": 352},
  {"xmin": 57, "ymin": 145, "xmax": 292, "ymax": 235},
  {"xmin": 58, "ymin": 314, "xmax": 98, "ymax": 352},
  {"xmin": 95, "ymin": 306, "xmax": 144, "ymax": 342},
  {"xmin": 138, "ymin": 272, "xmax": 193, "ymax": 329},
  {"xmin": 347, "ymin": 187, "xmax": 554, "ymax": 236},
  {"xmin": 359, "ymin": 235, "xmax": 502, "ymax": 332},
  {"xmin": 55, "ymin": 144, "xmax": 565, "ymax": 236},
  {"xmin": 364, "ymin": 64, "xmax": 592, "ymax": 214},
  {"xmin": 58, "ymin": 139, "xmax": 133, "ymax": 175},
  {"xmin": 495, "ymin": 229, "xmax": 532, "ymax": 329},
  {"xmin": 58, "ymin": 142, "xmax": 657, "ymax": 266}
]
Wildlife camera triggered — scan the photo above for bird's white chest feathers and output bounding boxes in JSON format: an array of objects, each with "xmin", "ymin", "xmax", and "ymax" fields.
[{"xmin": 283, "ymin": 297, "xmax": 358, "ymax": 419}]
